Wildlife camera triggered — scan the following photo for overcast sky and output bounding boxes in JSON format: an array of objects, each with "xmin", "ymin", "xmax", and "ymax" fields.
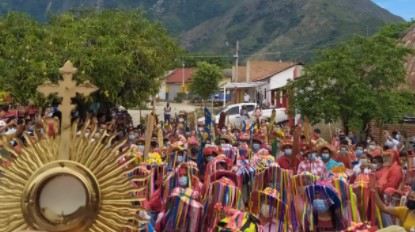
[{"xmin": 372, "ymin": 0, "xmax": 415, "ymax": 21}]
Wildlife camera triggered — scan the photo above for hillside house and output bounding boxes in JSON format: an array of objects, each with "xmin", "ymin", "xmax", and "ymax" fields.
[
  {"xmin": 228, "ymin": 60, "xmax": 303, "ymax": 106},
  {"xmin": 165, "ymin": 68, "xmax": 196, "ymax": 101}
]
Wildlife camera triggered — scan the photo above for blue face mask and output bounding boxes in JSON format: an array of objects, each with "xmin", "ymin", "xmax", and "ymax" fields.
[
  {"xmin": 137, "ymin": 145, "xmax": 144, "ymax": 151},
  {"xmin": 356, "ymin": 149, "xmax": 364, "ymax": 156},
  {"xmin": 308, "ymin": 153, "xmax": 317, "ymax": 161},
  {"xmin": 313, "ymin": 199, "xmax": 328, "ymax": 213},
  {"xmin": 177, "ymin": 155, "xmax": 183, "ymax": 163},
  {"xmin": 178, "ymin": 176, "xmax": 188, "ymax": 187},
  {"xmin": 128, "ymin": 135, "xmax": 136, "ymax": 141},
  {"xmin": 253, "ymin": 143, "xmax": 260, "ymax": 151},
  {"xmin": 322, "ymin": 153, "xmax": 330, "ymax": 160},
  {"xmin": 206, "ymin": 156, "xmax": 214, "ymax": 162},
  {"xmin": 284, "ymin": 149, "xmax": 292, "ymax": 156}
]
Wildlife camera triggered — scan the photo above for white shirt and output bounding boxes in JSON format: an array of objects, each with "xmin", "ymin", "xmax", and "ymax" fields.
[{"xmin": 244, "ymin": 94, "xmax": 250, "ymax": 102}]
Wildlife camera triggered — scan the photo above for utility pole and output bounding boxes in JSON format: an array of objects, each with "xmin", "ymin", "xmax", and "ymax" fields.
[
  {"xmin": 234, "ymin": 41, "xmax": 239, "ymax": 83},
  {"xmin": 182, "ymin": 61, "xmax": 185, "ymax": 92}
]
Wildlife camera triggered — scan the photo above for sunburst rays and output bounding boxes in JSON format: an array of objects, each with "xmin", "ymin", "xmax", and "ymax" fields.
[{"xmin": 0, "ymin": 120, "xmax": 151, "ymax": 232}]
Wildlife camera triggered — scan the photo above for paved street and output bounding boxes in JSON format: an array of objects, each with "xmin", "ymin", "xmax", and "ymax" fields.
[{"xmin": 128, "ymin": 102, "xmax": 198, "ymax": 126}]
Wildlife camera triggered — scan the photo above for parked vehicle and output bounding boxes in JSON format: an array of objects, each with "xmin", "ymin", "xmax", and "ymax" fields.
[{"xmin": 197, "ymin": 103, "xmax": 290, "ymax": 127}]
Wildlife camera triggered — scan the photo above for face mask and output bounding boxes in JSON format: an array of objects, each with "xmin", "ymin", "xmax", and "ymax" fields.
[
  {"xmin": 406, "ymin": 199, "xmax": 415, "ymax": 210},
  {"xmin": 371, "ymin": 163, "xmax": 378, "ymax": 170},
  {"xmin": 284, "ymin": 149, "xmax": 292, "ymax": 156},
  {"xmin": 221, "ymin": 129, "xmax": 226, "ymax": 134},
  {"xmin": 313, "ymin": 199, "xmax": 329, "ymax": 213},
  {"xmin": 99, "ymin": 128, "xmax": 104, "ymax": 133},
  {"xmin": 368, "ymin": 145, "xmax": 376, "ymax": 150},
  {"xmin": 253, "ymin": 143, "xmax": 260, "ymax": 151},
  {"xmin": 137, "ymin": 145, "xmax": 144, "ymax": 151},
  {"xmin": 177, "ymin": 155, "xmax": 183, "ymax": 163},
  {"xmin": 84, "ymin": 133, "xmax": 90, "ymax": 138},
  {"xmin": 206, "ymin": 156, "xmax": 214, "ymax": 162},
  {"xmin": 359, "ymin": 159, "xmax": 367, "ymax": 165},
  {"xmin": 235, "ymin": 132, "xmax": 239, "ymax": 137},
  {"xmin": 308, "ymin": 153, "xmax": 316, "ymax": 161},
  {"xmin": 179, "ymin": 118, "xmax": 184, "ymax": 122},
  {"xmin": 261, "ymin": 205, "xmax": 273, "ymax": 218},
  {"xmin": 340, "ymin": 148, "xmax": 347, "ymax": 154},
  {"xmin": 47, "ymin": 112, "xmax": 54, "ymax": 118},
  {"xmin": 356, "ymin": 149, "xmax": 364, "ymax": 156},
  {"xmin": 128, "ymin": 135, "xmax": 136, "ymax": 141},
  {"xmin": 322, "ymin": 153, "xmax": 330, "ymax": 160},
  {"xmin": 178, "ymin": 176, "xmax": 188, "ymax": 187},
  {"xmin": 29, "ymin": 125, "xmax": 35, "ymax": 131},
  {"xmin": 166, "ymin": 143, "xmax": 171, "ymax": 147}
]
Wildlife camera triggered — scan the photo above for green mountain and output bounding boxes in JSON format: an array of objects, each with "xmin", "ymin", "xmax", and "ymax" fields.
[{"xmin": 0, "ymin": 0, "xmax": 404, "ymax": 62}]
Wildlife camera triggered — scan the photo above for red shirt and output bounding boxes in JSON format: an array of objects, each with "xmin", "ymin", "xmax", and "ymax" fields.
[{"xmin": 277, "ymin": 155, "xmax": 301, "ymax": 173}]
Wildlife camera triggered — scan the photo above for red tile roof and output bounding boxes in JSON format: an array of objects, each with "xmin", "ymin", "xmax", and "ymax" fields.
[
  {"xmin": 233, "ymin": 60, "xmax": 296, "ymax": 83},
  {"xmin": 249, "ymin": 60, "xmax": 296, "ymax": 81},
  {"xmin": 166, "ymin": 68, "xmax": 196, "ymax": 84}
]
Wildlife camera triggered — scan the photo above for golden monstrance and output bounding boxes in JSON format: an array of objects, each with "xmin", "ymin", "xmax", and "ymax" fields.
[{"xmin": 0, "ymin": 61, "xmax": 150, "ymax": 231}]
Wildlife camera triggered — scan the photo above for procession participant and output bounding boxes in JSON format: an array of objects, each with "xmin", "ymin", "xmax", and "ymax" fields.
[
  {"xmin": 311, "ymin": 128, "xmax": 327, "ymax": 147},
  {"xmin": 371, "ymin": 155, "xmax": 385, "ymax": 180},
  {"xmin": 335, "ymin": 140, "xmax": 356, "ymax": 169},
  {"xmin": 277, "ymin": 142, "xmax": 301, "ymax": 173},
  {"xmin": 187, "ymin": 136, "xmax": 199, "ymax": 163},
  {"xmin": 303, "ymin": 182, "xmax": 345, "ymax": 231},
  {"xmin": 319, "ymin": 144, "xmax": 341, "ymax": 172},
  {"xmin": 251, "ymin": 133, "xmax": 265, "ymax": 157},
  {"xmin": 144, "ymin": 163, "xmax": 202, "ymax": 227},
  {"xmin": 298, "ymin": 147, "xmax": 328, "ymax": 178},
  {"xmin": 219, "ymin": 134, "xmax": 237, "ymax": 163},
  {"xmin": 372, "ymin": 183, "xmax": 415, "ymax": 231},
  {"xmin": 378, "ymin": 150, "xmax": 403, "ymax": 194},
  {"xmin": 238, "ymin": 132, "xmax": 252, "ymax": 160},
  {"xmin": 367, "ymin": 138, "xmax": 383, "ymax": 157},
  {"xmin": 354, "ymin": 153, "xmax": 371, "ymax": 176},
  {"xmin": 352, "ymin": 143, "xmax": 371, "ymax": 175}
]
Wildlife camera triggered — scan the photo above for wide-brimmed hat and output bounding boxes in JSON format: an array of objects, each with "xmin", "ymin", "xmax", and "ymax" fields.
[{"xmin": 220, "ymin": 134, "xmax": 233, "ymax": 144}]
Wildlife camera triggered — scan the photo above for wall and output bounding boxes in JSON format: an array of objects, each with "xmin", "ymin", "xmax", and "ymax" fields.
[
  {"xmin": 158, "ymin": 80, "xmax": 166, "ymax": 100},
  {"xmin": 166, "ymin": 84, "xmax": 181, "ymax": 101}
]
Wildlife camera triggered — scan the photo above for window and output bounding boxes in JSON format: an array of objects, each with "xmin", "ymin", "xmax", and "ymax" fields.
[
  {"xmin": 226, "ymin": 107, "xmax": 239, "ymax": 115},
  {"xmin": 246, "ymin": 105, "xmax": 255, "ymax": 112}
]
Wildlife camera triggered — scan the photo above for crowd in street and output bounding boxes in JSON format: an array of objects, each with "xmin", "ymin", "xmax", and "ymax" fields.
[{"xmin": 1, "ymin": 102, "xmax": 415, "ymax": 232}]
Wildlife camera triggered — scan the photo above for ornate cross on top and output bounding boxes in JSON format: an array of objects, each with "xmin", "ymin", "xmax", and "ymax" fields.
[{"xmin": 37, "ymin": 61, "xmax": 98, "ymax": 160}]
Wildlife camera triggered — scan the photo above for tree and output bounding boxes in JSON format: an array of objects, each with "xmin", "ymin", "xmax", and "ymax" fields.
[
  {"xmin": 288, "ymin": 28, "xmax": 414, "ymax": 133},
  {"xmin": 188, "ymin": 61, "xmax": 223, "ymax": 107},
  {"xmin": 0, "ymin": 10, "xmax": 181, "ymax": 108}
]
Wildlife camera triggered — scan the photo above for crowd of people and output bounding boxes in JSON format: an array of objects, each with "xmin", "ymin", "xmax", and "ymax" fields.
[{"xmin": 1, "ymin": 102, "xmax": 415, "ymax": 232}]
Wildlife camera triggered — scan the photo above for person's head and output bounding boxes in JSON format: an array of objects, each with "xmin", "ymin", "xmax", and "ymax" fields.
[
  {"xmin": 368, "ymin": 140, "xmax": 377, "ymax": 150},
  {"xmin": 371, "ymin": 156, "xmax": 383, "ymax": 170},
  {"xmin": 321, "ymin": 147, "xmax": 332, "ymax": 162},
  {"xmin": 382, "ymin": 152, "xmax": 394, "ymax": 167},
  {"xmin": 305, "ymin": 149, "xmax": 318, "ymax": 161},
  {"xmin": 339, "ymin": 141, "xmax": 349, "ymax": 154},
  {"xmin": 399, "ymin": 151, "xmax": 408, "ymax": 168},
  {"xmin": 252, "ymin": 140, "xmax": 262, "ymax": 151},
  {"xmin": 406, "ymin": 184, "xmax": 415, "ymax": 211},
  {"xmin": 0, "ymin": 105, "xmax": 8, "ymax": 118},
  {"xmin": 355, "ymin": 142, "xmax": 365, "ymax": 158},
  {"xmin": 166, "ymin": 102, "xmax": 170, "ymax": 107},
  {"xmin": 282, "ymin": 145, "xmax": 293, "ymax": 156},
  {"xmin": 178, "ymin": 167, "xmax": 189, "ymax": 188}
]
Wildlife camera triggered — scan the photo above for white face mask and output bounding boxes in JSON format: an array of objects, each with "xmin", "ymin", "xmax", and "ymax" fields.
[
  {"xmin": 261, "ymin": 205, "xmax": 274, "ymax": 218},
  {"xmin": 221, "ymin": 129, "xmax": 227, "ymax": 134},
  {"xmin": 84, "ymin": 133, "xmax": 90, "ymax": 138}
]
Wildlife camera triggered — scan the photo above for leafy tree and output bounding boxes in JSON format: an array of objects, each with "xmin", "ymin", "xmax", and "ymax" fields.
[
  {"xmin": 188, "ymin": 61, "xmax": 223, "ymax": 107},
  {"xmin": 0, "ymin": 10, "xmax": 181, "ymax": 108},
  {"xmin": 288, "ymin": 31, "xmax": 414, "ymax": 132}
]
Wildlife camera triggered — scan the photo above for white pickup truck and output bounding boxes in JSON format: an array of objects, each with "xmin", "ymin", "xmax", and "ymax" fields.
[{"xmin": 197, "ymin": 103, "xmax": 290, "ymax": 127}]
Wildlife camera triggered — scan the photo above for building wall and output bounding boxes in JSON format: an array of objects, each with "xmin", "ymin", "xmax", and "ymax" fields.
[
  {"xmin": 158, "ymin": 80, "xmax": 167, "ymax": 100},
  {"xmin": 166, "ymin": 84, "xmax": 181, "ymax": 101}
]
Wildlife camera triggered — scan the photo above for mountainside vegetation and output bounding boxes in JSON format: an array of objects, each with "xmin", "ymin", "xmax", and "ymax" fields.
[{"xmin": 0, "ymin": 0, "xmax": 404, "ymax": 62}]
